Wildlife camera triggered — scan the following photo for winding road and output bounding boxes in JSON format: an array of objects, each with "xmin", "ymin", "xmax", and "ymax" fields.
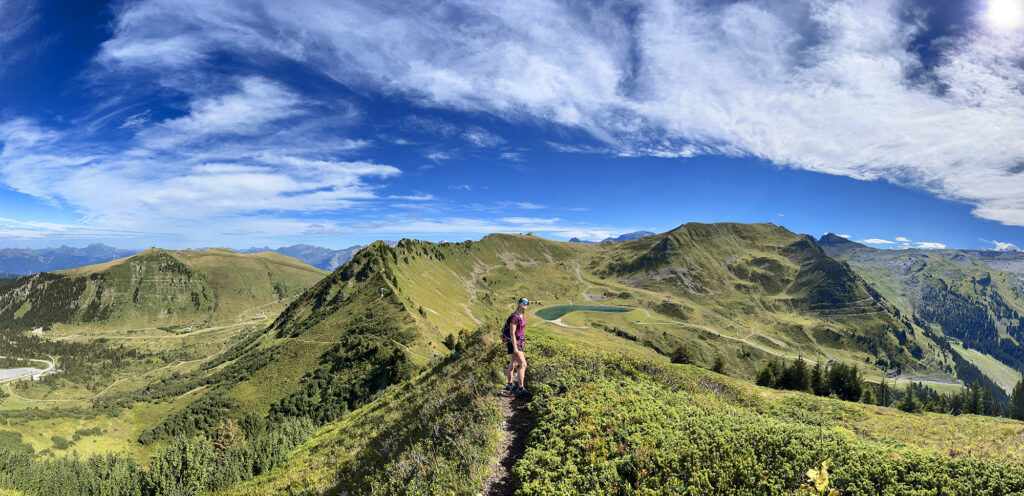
[{"xmin": 0, "ymin": 355, "xmax": 55, "ymax": 384}]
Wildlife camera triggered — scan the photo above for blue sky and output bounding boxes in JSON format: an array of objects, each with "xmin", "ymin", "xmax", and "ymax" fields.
[{"xmin": 1, "ymin": 0, "xmax": 1023, "ymax": 251}]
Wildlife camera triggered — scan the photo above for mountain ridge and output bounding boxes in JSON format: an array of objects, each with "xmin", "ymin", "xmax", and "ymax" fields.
[
  {"xmin": 0, "ymin": 243, "xmax": 138, "ymax": 276},
  {"xmin": 0, "ymin": 248, "xmax": 327, "ymax": 331}
]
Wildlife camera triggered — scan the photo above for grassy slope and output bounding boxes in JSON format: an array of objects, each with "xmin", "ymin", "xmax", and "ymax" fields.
[
  {"xmin": 952, "ymin": 343, "xmax": 1023, "ymax": 393},
  {"xmin": 221, "ymin": 328, "xmax": 1024, "ymax": 495},
  {"xmin": 822, "ymin": 238, "xmax": 1024, "ymax": 385},
  {"xmin": 207, "ymin": 225, "xmax": 952, "ymax": 426},
  {"xmin": 209, "ymin": 227, "xmax": 1024, "ymax": 493},
  {"xmin": 0, "ymin": 249, "xmax": 327, "ymax": 332},
  {"xmin": 3, "ymin": 224, "xmax": 987, "ymax": 488},
  {"xmin": 585, "ymin": 223, "xmax": 949, "ymax": 376}
]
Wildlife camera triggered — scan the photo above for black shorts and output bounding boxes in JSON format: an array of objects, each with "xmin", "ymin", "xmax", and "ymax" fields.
[{"xmin": 506, "ymin": 341, "xmax": 525, "ymax": 354}]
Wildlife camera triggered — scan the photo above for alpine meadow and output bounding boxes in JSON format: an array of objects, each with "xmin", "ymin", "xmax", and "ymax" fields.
[{"xmin": 3, "ymin": 0, "xmax": 1024, "ymax": 494}]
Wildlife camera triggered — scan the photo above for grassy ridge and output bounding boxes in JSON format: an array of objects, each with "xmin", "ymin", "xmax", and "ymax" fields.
[
  {"xmin": 222, "ymin": 327, "xmax": 1024, "ymax": 494},
  {"xmin": 0, "ymin": 249, "xmax": 327, "ymax": 331}
]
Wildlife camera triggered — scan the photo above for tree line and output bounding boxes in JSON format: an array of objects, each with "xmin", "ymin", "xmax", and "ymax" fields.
[{"xmin": 755, "ymin": 357, "xmax": 1012, "ymax": 417}]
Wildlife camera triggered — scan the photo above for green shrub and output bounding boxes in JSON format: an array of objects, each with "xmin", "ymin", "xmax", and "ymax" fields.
[{"xmin": 50, "ymin": 436, "xmax": 70, "ymax": 451}]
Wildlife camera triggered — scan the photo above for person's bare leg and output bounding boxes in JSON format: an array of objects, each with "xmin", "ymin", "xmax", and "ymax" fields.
[
  {"xmin": 514, "ymin": 352, "xmax": 527, "ymax": 387},
  {"xmin": 506, "ymin": 357, "xmax": 517, "ymax": 383}
]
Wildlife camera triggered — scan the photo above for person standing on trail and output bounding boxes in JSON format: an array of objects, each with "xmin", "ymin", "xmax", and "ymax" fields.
[{"xmin": 502, "ymin": 297, "xmax": 531, "ymax": 397}]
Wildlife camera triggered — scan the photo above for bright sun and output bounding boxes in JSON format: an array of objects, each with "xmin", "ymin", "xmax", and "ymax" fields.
[{"xmin": 986, "ymin": 0, "xmax": 1024, "ymax": 29}]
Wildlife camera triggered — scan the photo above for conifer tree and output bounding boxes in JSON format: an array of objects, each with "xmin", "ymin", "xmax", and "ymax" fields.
[
  {"xmin": 898, "ymin": 388, "xmax": 918, "ymax": 413},
  {"xmin": 810, "ymin": 361, "xmax": 826, "ymax": 396},
  {"xmin": 877, "ymin": 379, "xmax": 891, "ymax": 407},
  {"xmin": 1011, "ymin": 379, "xmax": 1024, "ymax": 420},
  {"xmin": 969, "ymin": 380, "xmax": 982, "ymax": 415},
  {"xmin": 711, "ymin": 355, "xmax": 725, "ymax": 375},
  {"xmin": 981, "ymin": 386, "xmax": 995, "ymax": 416},
  {"xmin": 861, "ymin": 386, "xmax": 875, "ymax": 405},
  {"xmin": 671, "ymin": 345, "xmax": 693, "ymax": 365}
]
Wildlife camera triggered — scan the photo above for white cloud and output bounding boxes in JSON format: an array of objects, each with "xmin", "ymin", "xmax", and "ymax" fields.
[
  {"xmin": 837, "ymin": 234, "xmax": 850, "ymax": 238},
  {"xmin": 0, "ymin": 0, "xmax": 38, "ymax": 73},
  {"xmin": 462, "ymin": 126, "xmax": 505, "ymax": 148},
  {"xmin": 351, "ymin": 214, "xmax": 622, "ymax": 241},
  {"xmin": 387, "ymin": 194, "xmax": 436, "ymax": 201},
  {"xmin": 426, "ymin": 152, "xmax": 451, "ymax": 162},
  {"xmin": 500, "ymin": 152, "xmax": 524, "ymax": 162},
  {"xmin": 915, "ymin": 242, "xmax": 946, "ymax": 249},
  {"xmin": 895, "ymin": 236, "xmax": 910, "ymax": 242},
  {"xmin": 449, "ymin": 184, "xmax": 471, "ymax": 191},
  {"xmin": 514, "ymin": 202, "xmax": 546, "ymax": 210},
  {"xmin": 500, "ymin": 217, "xmax": 559, "ymax": 226},
  {"xmin": 93, "ymin": 0, "xmax": 1024, "ymax": 226},
  {"xmin": 984, "ymin": 239, "xmax": 1021, "ymax": 251},
  {"xmin": 0, "ymin": 117, "xmax": 400, "ymax": 240},
  {"xmin": 138, "ymin": 76, "xmax": 305, "ymax": 148},
  {"xmin": 859, "ymin": 238, "xmax": 895, "ymax": 244}
]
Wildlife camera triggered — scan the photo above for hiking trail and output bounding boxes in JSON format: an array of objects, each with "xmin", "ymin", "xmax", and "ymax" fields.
[{"xmin": 481, "ymin": 392, "xmax": 533, "ymax": 496}]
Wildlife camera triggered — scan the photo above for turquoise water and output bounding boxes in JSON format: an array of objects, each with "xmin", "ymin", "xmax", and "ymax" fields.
[{"xmin": 535, "ymin": 305, "xmax": 634, "ymax": 320}]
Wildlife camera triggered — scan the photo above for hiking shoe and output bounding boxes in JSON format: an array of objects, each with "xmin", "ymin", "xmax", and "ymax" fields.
[
  {"xmin": 503, "ymin": 382, "xmax": 516, "ymax": 392},
  {"xmin": 514, "ymin": 386, "xmax": 532, "ymax": 398}
]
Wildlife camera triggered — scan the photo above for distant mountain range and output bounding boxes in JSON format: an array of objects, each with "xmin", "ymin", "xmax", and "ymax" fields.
[
  {"xmin": 0, "ymin": 243, "xmax": 138, "ymax": 276},
  {"xmin": 240, "ymin": 244, "xmax": 365, "ymax": 272},
  {"xmin": 239, "ymin": 242, "xmax": 400, "ymax": 271},
  {"xmin": 569, "ymin": 231, "xmax": 655, "ymax": 244}
]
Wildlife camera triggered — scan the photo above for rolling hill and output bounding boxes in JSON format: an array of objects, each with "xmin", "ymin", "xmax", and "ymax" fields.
[{"xmin": 0, "ymin": 248, "xmax": 328, "ymax": 331}]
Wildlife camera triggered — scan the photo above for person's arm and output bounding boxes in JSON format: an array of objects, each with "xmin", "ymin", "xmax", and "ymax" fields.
[{"xmin": 510, "ymin": 321, "xmax": 519, "ymax": 344}]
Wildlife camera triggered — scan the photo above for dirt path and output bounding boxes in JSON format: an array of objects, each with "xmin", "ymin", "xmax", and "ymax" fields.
[
  {"xmin": 636, "ymin": 309, "xmax": 819, "ymax": 365},
  {"xmin": 575, "ymin": 263, "xmax": 605, "ymax": 301},
  {"xmin": 481, "ymin": 392, "xmax": 533, "ymax": 496}
]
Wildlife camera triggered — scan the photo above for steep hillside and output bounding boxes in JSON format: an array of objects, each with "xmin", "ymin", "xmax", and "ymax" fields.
[
  {"xmin": 0, "ymin": 248, "xmax": 327, "ymax": 331},
  {"xmin": 220, "ymin": 328, "xmax": 1024, "ymax": 495},
  {"xmin": 586, "ymin": 223, "xmax": 947, "ymax": 376},
  {"xmin": 820, "ymin": 235, "xmax": 1024, "ymax": 378}
]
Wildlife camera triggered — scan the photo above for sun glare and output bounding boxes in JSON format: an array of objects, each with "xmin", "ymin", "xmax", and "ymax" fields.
[{"xmin": 986, "ymin": 0, "xmax": 1024, "ymax": 30}]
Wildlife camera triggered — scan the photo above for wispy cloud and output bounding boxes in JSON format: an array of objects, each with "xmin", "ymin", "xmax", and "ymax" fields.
[
  {"xmin": 0, "ymin": 0, "xmax": 38, "ymax": 73},
  {"xmin": 497, "ymin": 201, "xmax": 546, "ymax": 210},
  {"xmin": 92, "ymin": 0, "xmax": 1024, "ymax": 226},
  {"xmin": 859, "ymin": 239, "xmax": 895, "ymax": 245},
  {"xmin": 895, "ymin": 236, "xmax": 910, "ymax": 242},
  {"xmin": 462, "ymin": 126, "xmax": 505, "ymax": 148},
  {"xmin": 0, "ymin": 107, "xmax": 399, "ymax": 242},
  {"xmin": 500, "ymin": 152, "xmax": 524, "ymax": 162},
  {"xmin": 387, "ymin": 194, "xmax": 436, "ymax": 201},
  {"xmin": 915, "ymin": 242, "xmax": 946, "ymax": 249},
  {"xmin": 351, "ymin": 214, "xmax": 623, "ymax": 241},
  {"xmin": 137, "ymin": 76, "xmax": 305, "ymax": 149},
  {"xmin": 426, "ymin": 151, "xmax": 451, "ymax": 163},
  {"xmin": 982, "ymin": 239, "xmax": 1021, "ymax": 251}
]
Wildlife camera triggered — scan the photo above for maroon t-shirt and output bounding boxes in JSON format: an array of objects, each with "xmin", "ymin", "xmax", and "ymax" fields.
[{"xmin": 502, "ymin": 312, "xmax": 526, "ymax": 344}]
